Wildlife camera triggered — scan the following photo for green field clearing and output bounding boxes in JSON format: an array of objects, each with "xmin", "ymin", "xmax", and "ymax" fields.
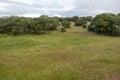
[{"xmin": 0, "ymin": 27, "xmax": 120, "ymax": 80}]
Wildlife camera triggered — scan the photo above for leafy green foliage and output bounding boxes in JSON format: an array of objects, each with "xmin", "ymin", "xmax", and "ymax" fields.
[
  {"xmin": 47, "ymin": 17, "xmax": 60, "ymax": 30},
  {"xmin": 75, "ymin": 18, "xmax": 87, "ymax": 27},
  {"xmin": 60, "ymin": 27, "xmax": 66, "ymax": 32},
  {"xmin": 115, "ymin": 13, "xmax": 120, "ymax": 25},
  {"xmin": 88, "ymin": 13, "xmax": 120, "ymax": 36},
  {"xmin": 71, "ymin": 16, "xmax": 79, "ymax": 22},
  {"xmin": 117, "ymin": 13, "xmax": 120, "ymax": 16},
  {"xmin": 81, "ymin": 16, "xmax": 93, "ymax": 22},
  {"xmin": 88, "ymin": 24, "xmax": 94, "ymax": 32},
  {"xmin": 61, "ymin": 20, "xmax": 71, "ymax": 28},
  {"xmin": 0, "ymin": 16, "xmax": 59, "ymax": 35}
]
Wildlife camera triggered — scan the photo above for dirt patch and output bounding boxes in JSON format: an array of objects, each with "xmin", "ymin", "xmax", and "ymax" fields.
[{"xmin": 104, "ymin": 73, "xmax": 120, "ymax": 80}]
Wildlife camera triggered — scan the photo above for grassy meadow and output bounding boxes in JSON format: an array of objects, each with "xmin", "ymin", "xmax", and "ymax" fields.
[{"xmin": 0, "ymin": 26, "xmax": 120, "ymax": 80}]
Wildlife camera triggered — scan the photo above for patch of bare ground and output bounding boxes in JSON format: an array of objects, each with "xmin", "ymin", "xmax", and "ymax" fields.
[{"xmin": 104, "ymin": 73, "xmax": 120, "ymax": 80}]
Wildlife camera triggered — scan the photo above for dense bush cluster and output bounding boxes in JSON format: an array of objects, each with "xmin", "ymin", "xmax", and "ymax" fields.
[
  {"xmin": 58, "ymin": 20, "xmax": 70, "ymax": 32},
  {"xmin": 61, "ymin": 20, "xmax": 71, "ymax": 28},
  {"xmin": 88, "ymin": 13, "xmax": 120, "ymax": 36},
  {"xmin": 0, "ymin": 13, "xmax": 120, "ymax": 36},
  {"xmin": 75, "ymin": 18, "xmax": 87, "ymax": 28},
  {"xmin": 72, "ymin": 16, "xmax": 92, "ymax": 28},
  {"xmin": 0, "ymin": 16, "xmax": 59, "ymax": 35},
  {"xmin": 58, "ymin": 16, "xmax": 93, "ymax": 29}
]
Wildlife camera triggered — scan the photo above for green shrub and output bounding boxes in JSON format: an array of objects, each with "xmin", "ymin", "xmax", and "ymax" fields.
[
  {"xmin": 61, "ymin": 20, "xmax": 71, "ymax": 28},
  {"xmin": 83, "ymin": 24, "xmax": 87, "ymax": 28},
  {"xmin": 0, "ymin": 16, "xmax": 59, "ymax": 35},
  {"xmin": 89, "ymin": 13, "xmax": 119, "ymax": 36},
  {"xmin": 116, "ymin": 26, "xmax": 120, "ymax": 36},
  {"xmin": 60, "ymin": 27, "xmax": 66, "ymax": 32},
  {"xmin": 75, "ymin": 18, "xmax": 87, "ymax": 27}
]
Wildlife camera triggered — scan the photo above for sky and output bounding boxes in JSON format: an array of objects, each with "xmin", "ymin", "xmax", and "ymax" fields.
[{"xmin": 0, "ymin": 0, "xmax": 120, "ymax": 17}]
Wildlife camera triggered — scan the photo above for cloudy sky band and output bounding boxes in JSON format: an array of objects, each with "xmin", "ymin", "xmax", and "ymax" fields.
[{"xmin": 0, "ymin": 0, "xmax": 119, "ymax": 17}]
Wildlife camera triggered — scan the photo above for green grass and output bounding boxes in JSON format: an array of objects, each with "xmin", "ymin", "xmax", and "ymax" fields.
[{"xmin": 0, "ymin": 27, "xmax": 120, "ymax": 80}]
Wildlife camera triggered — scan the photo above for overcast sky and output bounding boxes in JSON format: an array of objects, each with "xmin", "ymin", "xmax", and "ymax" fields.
[{"xmin": 0, "ymin": 0, "xmax": 120, "ymax": 17}]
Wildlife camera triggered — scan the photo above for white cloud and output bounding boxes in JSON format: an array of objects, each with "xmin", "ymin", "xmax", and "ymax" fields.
[
  {"xmin": 8, "ymin": 0, "xmax": 34, "ymax": 4},
  {"xmin": 19, "ymin": 13, "xmax": 40, "ymax": 18},
  {"xmin": 0, "ymin": 7, "xmax": 5, "ymax": 11},
  {"xmin": 0, "ymin": 2, "xmax": 9, "ymax": 6},
  {"xmin": 0, "ymin": 2, "xmax": 9, "ymax": 7},
  {"xmin": 34, "ymin": 0, "xmax": 74, "ymax": 11},
  {"xmin": 52, "ymin": 14, "xmax": 62, "ymax": 17},
  {"xmin": 35, "ymin": 7, "xmax": 73, "ymax": 12},
  {"xmin": 0, "ymin": 2, "xmax": 9, "ymax": 11},
  {"xmin": 0, "ymin": 0, "xmax": 120, "ymax": 17},
  {"xmin": 93, "ymin": 10, "xmax": 108, "ymax": 14}
]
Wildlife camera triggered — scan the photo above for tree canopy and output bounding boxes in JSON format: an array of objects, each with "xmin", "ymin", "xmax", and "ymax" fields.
[{"xmin": 88, "ymin": 13, "xmax": 120, "ymax": 36}]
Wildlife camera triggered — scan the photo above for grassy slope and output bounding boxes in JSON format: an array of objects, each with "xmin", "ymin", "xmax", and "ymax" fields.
[{"xmin": 0, "ymin": 26, "xmax": 120, "ymax": 80}]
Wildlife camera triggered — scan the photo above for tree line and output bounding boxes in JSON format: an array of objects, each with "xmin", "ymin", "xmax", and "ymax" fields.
[
  {"xmin": 0, "ymin": 15, "xmax": 59, "ymax": 35},
  {"xmin": 61, "ymin": 13, "xmax": 120, "ymax": 36},
  {"xmin": 0, "ymin": 13, "xmax": 120, "ymax": 36}
]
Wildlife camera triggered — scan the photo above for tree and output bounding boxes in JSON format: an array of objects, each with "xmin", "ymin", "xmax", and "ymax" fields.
[
  {"xmin": 89, "ymin": 13, "xmax": 117, "ymax": 36},
  {"xmin": 0, "ymin": 16, "xmax": 60, "ymax": 35},
  {"xmin": 115, "ymin": 13, "xmax": 120, "ymax": 25},
  {"xmin": 85, "ymin": 16, "xmax": 93, "ymax": 21},
  {"xmin": 115, "ymin": 13, "xmax": 120, "ymax": 36},
  {"xmin": 60, "ymin": 27, "xmax": 66, "ymax": 32},
  {"xmin": 0, "ymin": 16, "xmax": 25, "ymax": 35},
  {"xmin": 75, "ymin": 18, "xmax": 87, "ymax": 28},
  {"xmin": 80, "ymin": 16, "xmax": 93, "ymax": 22},
  {"xmin": 61, "ymin": 20, "xmax": 71, "ymax": 28},
  {"xmin": 47, "ymin": 17, "xmax": 59, "ymax": 30},
  {"xmin": 117, "ymin": 13, "xmax": 120, "ymax": 16},
  {"xmin": 71, "ymin": 16, "xmax": 79, "ymax": 22}
]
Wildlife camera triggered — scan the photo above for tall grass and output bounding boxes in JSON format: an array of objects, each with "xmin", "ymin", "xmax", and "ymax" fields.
[{"xmin": 0, "ymin": 27, "xmax": 120, "ymax": 80}]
